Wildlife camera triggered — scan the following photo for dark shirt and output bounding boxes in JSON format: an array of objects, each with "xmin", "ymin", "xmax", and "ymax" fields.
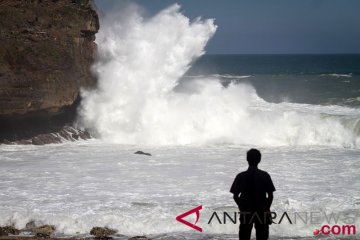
[{"xmin": 230, "ymin": 166, "xmax": 276, "ymax": 212}]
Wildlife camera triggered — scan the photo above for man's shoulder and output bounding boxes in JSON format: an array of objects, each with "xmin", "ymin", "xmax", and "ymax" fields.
[
  {"xmin": 236, "ymin": 171, "xmax": 247, "ymax": 177},
  {"xmin": 257, "ymin": 169, "xmax": 271, "ymax": 177},
  {"xmin": 232, "ymin": 171, "xmax": 245, "ymax": 181},
  {"xmin": 235, "ymin": 168, "xmax": 272, "ymax": 179}
]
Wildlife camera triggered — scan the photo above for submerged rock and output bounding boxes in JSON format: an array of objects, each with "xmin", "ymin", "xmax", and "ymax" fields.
[
  {"xmin": 0, "ymin": 226, "xmax": 20, "ymax": 236},
  {"xmin": 134, "ymin": 151, "xmax": 152, "ymax": 156},
  {"xmin": 90, "ymin": 227, "xmax": 117, "ymax": 239},
  {"xmin": 25, "ymin": 220, "xmax": 36, "ymax": 230},
  {"xmin": 2, "ymin": 125, "xmax": 91, "ymax": 145},
  {"xmin": 128, "ymin": 236, "xmax": 150, "ymax": 240},
  {"xmin": 31, "ymin": 225, "xmax": 56, "ymax": 238}
]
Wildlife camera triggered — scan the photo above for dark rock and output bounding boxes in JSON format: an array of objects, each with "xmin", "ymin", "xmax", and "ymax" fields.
[
  {"xmin": 0, "ymin": 226, "xmax": 20, "ymax": 236},
  {"xmin": 128, "ymin": 236, "xmax": 150, "ymax": 240},
  {"xmin": 0, "ymin": 0, "xmax": 99, "ymax": 116},
  {"xmin": 31, "ymin": 225, "xmax": 56, "ymax": 238},
  {"xmin": 0, "ymin": 0, "xmax": 99, "ymax": 143},
  {"xmin": 31, "ymin": 137, "xmax": 45, "ymax": 145},
  {"xmin": 1, "ymin": 125, "xmax": 91, "ymax": 145},
  {"xmin": 134, "ymin": 151, "xmax": 152, "ymax": 156},
  {"xmin": 78, "ymin": 130, "xmax": 91, "ymax": 140},
  {"xmin": 31, "ymin": 132, "xmax": 63, "ymax": 145},
  {"xmin": 13, "ymin": 139, "xmax": 32, "ymax": 145},
  {"xmin": 2, "ymin": 139, "xmax": 13, "ymax": 144},
  {"xmin": 90, "ymin": 227, "xmax": 117, "ymax": 239},
  {"xmin": 25, "ymin": 220, "xmax": 36, "ymax": 229}
]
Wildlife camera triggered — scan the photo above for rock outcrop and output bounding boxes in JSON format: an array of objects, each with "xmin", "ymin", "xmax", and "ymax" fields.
[
  {"xmin": 90, "ymin": 227, "xmax": 117, "ymax": 239},
  {"xmin": 2, "ymin": 125, "xmax": 91, "ymax": 145},
  {"xmin": 31, "ymin": 225, "xmax": 56, "ymax": 238},
  {"xmin": 0, "ymin": 226, "xmax": 20, "ymax": 236},
  {"xmin": 0, "ymin": 0, "xmax": 99, "ymax": 143}
]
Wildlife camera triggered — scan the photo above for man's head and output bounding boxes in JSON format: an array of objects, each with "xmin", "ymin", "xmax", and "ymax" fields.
[{"xmin": 247, "ymin": 148, "xmax": 261, "ymax": 166}]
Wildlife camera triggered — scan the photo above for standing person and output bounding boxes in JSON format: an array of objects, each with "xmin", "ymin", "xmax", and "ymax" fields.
[{"xmin": 230, "ymin": 149, "xmax": 276, "ymax": 240}]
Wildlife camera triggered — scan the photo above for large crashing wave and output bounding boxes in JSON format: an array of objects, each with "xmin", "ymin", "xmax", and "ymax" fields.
[{"xmin": 79, "ymin": 3, "xmax": 360, "ymax": 148}]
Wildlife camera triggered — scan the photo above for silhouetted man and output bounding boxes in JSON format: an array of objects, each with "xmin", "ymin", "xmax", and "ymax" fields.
[{"xmin": 230, "ymin": 149, "xmax": 275, "ymax": 240}]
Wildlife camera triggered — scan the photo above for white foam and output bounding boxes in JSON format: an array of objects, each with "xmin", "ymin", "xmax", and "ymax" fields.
[
  {"xmin": 321, "ymin": 73, "xmax": 353, "ymax": 78},
  {"xmin": 185, "ymin": 74, "xmax": 252, "ymax": 79},
  {"xmin": 78, "ymin": 3, "xmax": 360, "ymax": 148},
  {"xmin": 0, "ymin": 143, "xmax": 359, "ymax": 237}
]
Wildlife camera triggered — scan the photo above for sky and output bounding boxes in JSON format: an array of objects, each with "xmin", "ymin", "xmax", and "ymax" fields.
[{"xmin": 94, "ymin": 0, "xmax": 360, "ymax": 54}]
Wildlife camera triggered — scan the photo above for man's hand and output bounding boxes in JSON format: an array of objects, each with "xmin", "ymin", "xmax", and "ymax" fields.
[
  {"xmin": 233, "ymin": 194, "xmax": 241, "ymax": 208},
  {"xmin": 267, "ymin": 192, "xmax": 273, "ymax": 209}
]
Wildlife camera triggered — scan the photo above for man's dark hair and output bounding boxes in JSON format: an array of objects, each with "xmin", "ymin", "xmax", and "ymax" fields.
[{"xmin": 247, "ymin": 148, "xmax": 261, "ymax": 166}]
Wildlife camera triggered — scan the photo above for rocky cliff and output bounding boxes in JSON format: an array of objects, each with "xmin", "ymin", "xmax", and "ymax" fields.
[{"xmin": 0, "ymin": 0, "xmax": 99, "ymax": 143}]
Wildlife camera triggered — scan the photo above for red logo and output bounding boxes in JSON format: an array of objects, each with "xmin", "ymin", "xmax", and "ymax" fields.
[{"xmin": 176, "ymin": 205, "xmax": 203, "ymax": 232}]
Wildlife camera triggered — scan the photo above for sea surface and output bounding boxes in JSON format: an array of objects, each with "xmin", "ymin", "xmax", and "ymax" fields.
[
  {"xmin": 0, "ymin": 142, "xmax": 359, "ymax": 239},
  {"xmin": 186, "ymin": 54, "xmax": 360, "ymax": 107},
  {"xmin": 1, "ymin": 54, "xmax": 360, "ymax": 239}
]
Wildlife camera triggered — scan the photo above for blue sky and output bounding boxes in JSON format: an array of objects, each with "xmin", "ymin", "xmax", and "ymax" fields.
[{"xmin": 94, "ymin": 0, "xmax": 360, "ymax": 54}]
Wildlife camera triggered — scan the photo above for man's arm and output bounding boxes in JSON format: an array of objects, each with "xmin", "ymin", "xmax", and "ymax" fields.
[
  {"xmin": 267, "ymin": 191, "xmax": 273, "ymax": 209},
  {"xmin": 230, "ymin": 174, "xmax": 242, "ymax": 208},
  {"xmin": 266, "ymin": 173, "xmax": 276, "ymax": 209},
  {"xmin": 233, "ymin": 193, "xmax": 241, "ymax": 207}
]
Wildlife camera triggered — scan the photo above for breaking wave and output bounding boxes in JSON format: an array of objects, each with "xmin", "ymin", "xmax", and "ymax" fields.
[
  {"xmin": 79, "ymin": 3, "xmax": 360, "ymax": 148},
  {"xmin": 321, "ymin": 73, "xmax": 353, "ymax": 78}
]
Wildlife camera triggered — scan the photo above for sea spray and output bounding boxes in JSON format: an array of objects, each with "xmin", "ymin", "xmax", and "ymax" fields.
[{"xmin": 79, "ymin": 3, "xmax": 359, "ymax": 148}]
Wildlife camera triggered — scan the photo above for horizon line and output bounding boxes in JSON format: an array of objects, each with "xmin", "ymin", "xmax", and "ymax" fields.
[{"xmin": 204, "ymin": 53, "xmax": 360, "ymax": 55}]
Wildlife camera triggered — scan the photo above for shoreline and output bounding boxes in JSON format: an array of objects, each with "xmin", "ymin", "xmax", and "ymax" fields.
[{"xmin": 0, "ymin": 234, "xmax": 358, "ymax": 240}]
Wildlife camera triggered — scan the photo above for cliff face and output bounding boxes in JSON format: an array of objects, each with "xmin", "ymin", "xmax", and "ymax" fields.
[{"xmin": 0, "ymin": 0, "xmax": 99, "ymax": 142}]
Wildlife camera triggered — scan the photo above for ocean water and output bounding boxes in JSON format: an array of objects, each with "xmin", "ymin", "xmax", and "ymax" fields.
[
  {"xmin": 0, "ymin": 143, "xmax": 359, "ymax": 239},
  {"xmin": 186, "ymin": 54, "xmax": 360, "ymax": 107},
  {"xmin": 1, "ymin": 3, "xmax": 360, "ymax": 240}
]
